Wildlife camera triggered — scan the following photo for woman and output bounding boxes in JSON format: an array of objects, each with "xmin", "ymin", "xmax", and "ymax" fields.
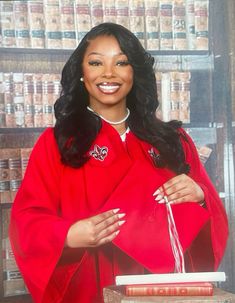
[{"xmin": 10, "ymin": 23, "xmax": 228, "ymax": 303}]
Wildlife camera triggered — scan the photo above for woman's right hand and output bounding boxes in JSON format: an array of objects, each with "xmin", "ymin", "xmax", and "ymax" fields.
[{"xmin": 65, "ymin": 209, "xmax": 125, "ymax": 248}]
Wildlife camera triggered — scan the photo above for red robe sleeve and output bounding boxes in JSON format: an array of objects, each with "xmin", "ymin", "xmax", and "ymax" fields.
[
  {"xmin": 9, "ymin": 128, "xmax": 85, "ymax": 303},
  {"xmin": 179, "ymin": 129, "xmax": 229, "ymax": 271}
]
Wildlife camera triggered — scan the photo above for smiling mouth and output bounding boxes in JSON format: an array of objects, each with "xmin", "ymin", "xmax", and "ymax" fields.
[{"xmin": 97, "ymin": 82, "xmax": 121, "ymax": 94}]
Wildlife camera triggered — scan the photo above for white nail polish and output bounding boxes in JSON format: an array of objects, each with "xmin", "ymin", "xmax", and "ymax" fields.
[
  {"xmin": 155, "ymin": 194, "xmax": 163, "ymax": 200},
  {"xmin": 113, "ymin": 208, "xmax": 120, "ymax": 213},
  {"xmin": 118, "ymin": 213, "xmax": 126, "ymax": 219},
  {"xmin": 118, "ymin": 220, "xmax": 126, "ymax": 226},
  {"xmin": 153, "ymin": 189, "xmax": 160, "ymax": 196}
]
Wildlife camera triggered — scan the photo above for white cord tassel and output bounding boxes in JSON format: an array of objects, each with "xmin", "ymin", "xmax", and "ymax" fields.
[{"xmin": 164, "ymin": 196, "xmax": 185, "ymax": 273}]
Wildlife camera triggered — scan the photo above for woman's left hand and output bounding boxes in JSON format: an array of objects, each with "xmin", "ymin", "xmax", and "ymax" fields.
[{"xmin": 153, "ymin": 174, "xmax": 204, "ymax": 205}]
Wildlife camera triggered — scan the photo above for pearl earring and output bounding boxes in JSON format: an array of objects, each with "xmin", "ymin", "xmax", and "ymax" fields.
[{"xmin": 80, "ymin": 77, "xmax": 84, "ymax": 82}]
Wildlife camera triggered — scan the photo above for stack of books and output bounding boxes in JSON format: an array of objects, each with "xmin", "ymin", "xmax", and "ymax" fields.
[{"xmin": 114, "ymin": 272, "xmax": 226, "ymax": 297}]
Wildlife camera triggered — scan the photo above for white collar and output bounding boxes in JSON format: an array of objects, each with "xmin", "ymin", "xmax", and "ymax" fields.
[{"xmin": 120, "ymin": 127, "xmax": 130, "ymax": 142}]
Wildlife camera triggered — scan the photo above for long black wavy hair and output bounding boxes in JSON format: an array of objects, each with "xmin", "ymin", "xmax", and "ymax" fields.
[{"xmin": 54, "ymin": 22, "xmax": 190, "ymax": 175}]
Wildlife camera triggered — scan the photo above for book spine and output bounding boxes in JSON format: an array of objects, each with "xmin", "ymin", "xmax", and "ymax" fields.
[
  {"xmin": 194, "ymin": 0, "xmax": 209, "ymax": 50},
  {"xmin": 59, "ymin": 0, "xmax": 76, "ymax": 49},
  {"xmin": 74, "ymin": 0, "xmax": 91, "ymax": 44},
  {"xmin": 0, "ymin": 149, "xmax": 21, "ymax": 204},
  {"xmin": 102, "ymin": 0, "xmax": 116, "ymax": 23},
  {"xmin": 28, "ymin": 1, "xmax": 45, "ymax": 49},
  {"xmin": 0, "ymin": 72, "xmax": 5, "ymax": 127},
  {"xmin": 159, "ymin": 0, "xmax": 173, "ymax": 50},
  {"xmin": 14, "ymin": 1, "xmax": 30, "ymax": 48},
  {"xmin": 13, "ymin": 73, "xmax": 25, "ymax": 127},
  {"xmin": 172, "ymin": 0, "xmax": 187, "ymax": 50},
  {"xmin": 125, "ymin": 284, "xmax": 214, "ymax": 296},
  {"xmin": 33, "ymin": 73, "xmax": 43, "ymax": 128},
  {"xmin": 90, "ymin": 0, "xmax": 104, "ymax": 27},
  {"xmin": 179, "ymin": 71, "xmax": 191, "ymax": 122},
  {"xmin": 186, "ymin": 0, "xmax": 196, "ymax": 49},
  {"xmin": 8, "ymin": 149, "xmax": 21, "ymax": 202},
  {"xmin": 170, "ymin": 71, "xmax": 180, "ymax": 120},
  {"xmin": 145, "ymin": 0, "xmax": 160, "ymax": 50},
  {"xmin": 115, "ymin": 0, "xmax": 130, "ymax": 30},
  {"xmin": 44, "ymin": 0, "xmax": 62, "ymax": 49},
  {"xmin": 129, "ymin": 0, "xmax": 146, "ymax": 48},
  {"xmin": 21, "ymin": 147, "xmax": 32, "ymax": 177},
  {"xmin": 4, "ymin": 73, "xmax": 15, "ymax": 128},
  {"xmin": 23, "ymin": 73, "xmax": 34, "ymax": 128},
  {"xmin": 0, "ymin": 150, "xmax": 11, "ymax": 204},
  {"xmin": 0, "ymin": 1, "xmax": 16, "ymax": 47}
]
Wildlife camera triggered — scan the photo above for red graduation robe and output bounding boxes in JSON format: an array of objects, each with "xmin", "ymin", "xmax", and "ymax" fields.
[{"xmin": 9, "ymin": 121, "xmax": 228, "ymax": 303}]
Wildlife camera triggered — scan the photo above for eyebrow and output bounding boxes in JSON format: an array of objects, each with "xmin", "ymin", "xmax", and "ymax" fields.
[{"xmin": 87, "ymin": 52, "xmax": 125, "ymax": 57}]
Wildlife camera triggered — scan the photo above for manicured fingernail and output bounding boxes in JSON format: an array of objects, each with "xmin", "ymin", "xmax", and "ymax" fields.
[
  {"xmin": 153, "ymin": 189, "xmax": 160, "ymax": 196},
  {"xmin": 157, "ymin": 198, "xmax": 166, "ymax": 204},
  {"xmin": 118, "ymin": 220, "xmax": 126, "ymax": 226},
  {"xmin": 155, "ymin": 194, "xmax": 163, "ymax": 201},
  {"xmin": 115, "ymin": 230, "xmax": 120, "ymax": 236},
  {"xmin": 113, "ymin": 208, "xmax": 120, "ymax": 213},
  {"xmin": 118, "ymin": 213, "xmax": 126, "ymax": 219}
]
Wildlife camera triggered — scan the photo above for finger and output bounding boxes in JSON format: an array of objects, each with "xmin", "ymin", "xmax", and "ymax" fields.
[
  {"xmin": 95, "ymin": 213, "xmax": 126, "ymax": 235},
  {"xmin": 91, "ymin": 208, "xmax": 120, "ymax": 225},
  {"xmin": 96, "ymin": 220, "xmax": 125, "ymax": 242},
  {"xmin": 98, "ymin": 229, "xmax": 121, "ymax": 246},
  {"xmin": 154, "ymin": 181, "xmax": 186, "ymax": 202},
  {"xmin": 153, "ymin": 175, "xmax": 185, "ymax": 198}
]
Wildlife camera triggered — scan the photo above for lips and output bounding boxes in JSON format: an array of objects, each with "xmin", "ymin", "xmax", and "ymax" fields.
[{"xmin": 97, "ymin": 82, "xmax": 121, "ymax": 94}]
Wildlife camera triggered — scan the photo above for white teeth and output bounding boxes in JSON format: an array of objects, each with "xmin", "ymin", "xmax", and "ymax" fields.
[{"xmin": 99, "ymin": 85, "xmax": 119, "ymax": 90}]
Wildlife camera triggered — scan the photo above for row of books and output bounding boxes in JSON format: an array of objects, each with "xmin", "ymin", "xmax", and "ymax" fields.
[
  {"xmin": 0, "ymin": 147, "xmax": 32, "ymax": 204},
  {"xmin": 1, "ymin": 208, "xmax": 28, "ymax": 296},
  {"xmin": 0, "ymin": 71, "xmax": 192, "ymax": 128},
  {"xmin": 0, "ymin": 0, "xmax": 209, "ymax": 51},
  {"xmin": 156, "ymin": 71, "xmax": 191, "ymax": 123},
  {"xmin": 0, "ymin": 72, "xmax": 60, "ymax": 128}
]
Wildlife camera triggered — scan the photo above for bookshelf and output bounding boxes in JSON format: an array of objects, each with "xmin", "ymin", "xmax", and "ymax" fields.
[{"xmin": 0, "ymin": 0, "xmax": 234, "ymax": 300}]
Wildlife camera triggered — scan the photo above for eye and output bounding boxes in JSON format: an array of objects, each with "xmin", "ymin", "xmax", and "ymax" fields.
[
  {"xmin": 88, "ymin": 60, "xmax": 102, "ymax": 66},
  {"xmin": 116, "ymin": 60, "xmax": 130, "ymax": 66}
]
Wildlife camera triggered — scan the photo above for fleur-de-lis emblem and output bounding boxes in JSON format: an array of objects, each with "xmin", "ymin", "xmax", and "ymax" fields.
[
  {"xmin": 148, "ymin": 147, "xmax": 158, "ymax": 159},
  {"xmin": 148, "ymin": 147, "xmax": 163, "ymax": 167},
  {"xmin": 89, "ymin": 144, "xmax": 108, "ymax": 161}
]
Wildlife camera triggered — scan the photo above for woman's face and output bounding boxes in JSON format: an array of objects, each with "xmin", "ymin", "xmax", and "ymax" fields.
[{"xmin": 82, "ymin": 35, "xmax": 134, "ymax": 110}]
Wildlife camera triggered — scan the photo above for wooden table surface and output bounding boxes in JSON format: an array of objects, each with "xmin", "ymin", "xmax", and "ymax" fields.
[{"xmin": 0, "ymin": 295, "xmax": 32, "ymax": 303}]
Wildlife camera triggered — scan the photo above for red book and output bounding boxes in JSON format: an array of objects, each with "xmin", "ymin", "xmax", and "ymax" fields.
[{"xmin": 125, "ymin": 282, "xmax": 214, "ymax": 296}]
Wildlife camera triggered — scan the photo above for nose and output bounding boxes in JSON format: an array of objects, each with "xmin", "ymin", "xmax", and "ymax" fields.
[{"xmin": 102, "ymin": 63, "xmax": 115, "ymax": 78}]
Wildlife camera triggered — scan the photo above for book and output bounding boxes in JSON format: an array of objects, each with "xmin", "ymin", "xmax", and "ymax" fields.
[
  {"xmin": 103, "ymin": 286, "xmax": 235, "ymax": 303},
  {"xmin": 194, "ymin": 0, "xmax": 209, "ymax": 50},
  {"xmin": 59, "ymin": 0, "xmax": 76, "ymax": 49},
  {"xmin": 90, "ymin": 0, "xmax": 104, "ymax": 27},
  {"xmin": 124, "ymin": 282, "xmax": 214, "ymax": 296},
  {"xmin": 115, "ymin": 0, "xmax": 129, "ymax": 30},
  {"xmin": 145, "ymin": 0, "xmax": 160, "ymax": 50},
  {"xmin": 172, "ymin": 0, "xmax": 187, "ymax": 50},
  {"xmin": 14, "ymin": 1, "xmax": 30, "ymax": 48},
  {"xmin": 159, "ymin": 0, "xmax": 173, "ymax": 50},
  {"xmin": 115, "ymin": 272, "xmax": 226, "ymax": 286},
  {"xmin": 44, "ymin": 0, "xmax": 62, "ymax": 49},
  {"xmin": 28, "ymin": 1, "xmax": 45, "ymax": 49},
  {"xmin": 74, "ymin": 0, "xmax": 91, "ymax": 44},
  {"xmin": 0, "ymin": 1, "xmax": 16, "ymax": 48},
  {"xmin": 186, "ymin": 0, "xmax": 196, "ymax": 49}
]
